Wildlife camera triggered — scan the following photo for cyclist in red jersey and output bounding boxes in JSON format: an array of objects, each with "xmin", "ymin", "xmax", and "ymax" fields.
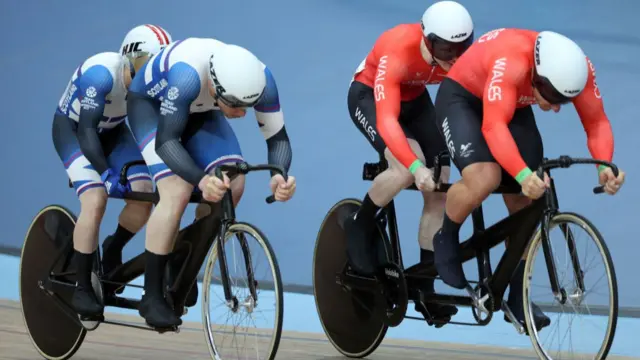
[
  {"xmin": 432, "ymin": 28, "xmax": 626, "ymax": 332},
  {"xmin": 344, "ymin": 0, "xmax": 474, "ymax": 325}
]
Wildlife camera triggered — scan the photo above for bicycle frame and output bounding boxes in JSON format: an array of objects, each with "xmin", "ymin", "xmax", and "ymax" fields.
[
  {"xmin": 354, "ymin": 153, "xmax": 607, "ymax": 315},
  {"xmin": 44, "ymin": 161, "xmax": 285, "ymax": 318}
]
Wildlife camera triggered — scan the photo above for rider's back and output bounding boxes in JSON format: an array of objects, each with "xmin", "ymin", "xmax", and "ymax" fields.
[
  {"xmin": 447, "ymin": 28, "xmax": 539, "ymax": 101},
  {"xmin": 56, "ymin": 52, "xmax": 127, "ymax": 127}
]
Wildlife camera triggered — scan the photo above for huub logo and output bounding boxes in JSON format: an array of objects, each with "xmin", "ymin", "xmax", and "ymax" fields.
[
  {"xmin": 122, "ymin": 41, "xmax": 144, "ymax": 55},
  {"xmin": 385, "ymin": 268, "xmax": 399, "ymax": 278},
  {"xmin": 535, "ymin": 37, "xmax": 541, "ymax": 65}
]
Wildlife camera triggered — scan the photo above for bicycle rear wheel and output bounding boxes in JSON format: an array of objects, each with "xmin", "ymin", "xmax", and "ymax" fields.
[
  {"xmin": 201, "ymin": 222, "xmax": 283, "ymax": 360},
  {"xmin": 20, "ymin": 205, "xmax": 86, "ymax": 360},
  {"xmin": 313, "ymin": 198, "xmax": 391, "ymax": 358},
  {"xmin": 523, "ymin": 212, "xmax": 618, "ymax": 360}
]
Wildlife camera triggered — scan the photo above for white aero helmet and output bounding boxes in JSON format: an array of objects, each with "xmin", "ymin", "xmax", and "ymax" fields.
[
  {"xmin": 208, "ymin": 44, "xmax": 267, "ymax": 108},
  {"xmin": 533, "ymin": 31, "xmax": 588, "ymax": 104},
  {"xmin": 421, "ymin": 1, "xmax": 474, "ymax": 62},
  {"xmin": 120, "ymin": 24, "xmax": 172, "ymax": 74}
]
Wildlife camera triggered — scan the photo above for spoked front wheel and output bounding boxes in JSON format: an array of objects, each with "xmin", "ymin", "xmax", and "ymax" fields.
[
  {"xmin": 201, "ymin": 222, "xmax": 283, "ymax": 360},
  {"xmin": 524, "ymin": 212, "xmax": 618, "ymax": 360}
]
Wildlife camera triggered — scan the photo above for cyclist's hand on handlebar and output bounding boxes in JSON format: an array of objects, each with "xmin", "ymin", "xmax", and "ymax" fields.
[
  {"xmin": 199, "ymin": 173, "xmax": 230, "ymax": 202},
  {"xmin": 599, "ymin": 167, "xmax": 625, "ymax": 195},
  {"xmin": 101, "ymin": 169, "xmax": 129, "ymax": 197},
  {"xmin": 521, "ymin": 171, "xmax": 550, "ymax": 200},
  {"xmin": 413, "ymin": 165, "xmax": 436, "ymax": 192},
  {"xmin": 269, "ymin": 174, "xmax": 296, "ymax": 202}
]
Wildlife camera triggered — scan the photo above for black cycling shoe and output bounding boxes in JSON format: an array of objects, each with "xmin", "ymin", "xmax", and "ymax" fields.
[
  {"xmin": 72, "ymin": 284, "xmax": 104, "ymax": 318},
  {"xmin": 413, "ymin": 250, "xmax": 458, "ymax": 327},
  {"xmin": 414, "ymin": 285, "xmax": 459, "ymax": 328},
  {"xmin": 433, "ymin": 230, "xmax": 468, "ymax": 289},
  {"xmin": 344, "ymin": 211, "xmax": 377, "ymax": 276},
  {"xmin": 504, "ymin": 299, "xmax": 551, "ymax": 333},
  {"xmin": 504, "ymin": 261, "xmax": 551, "ymax": 333},
  {"xmin": 139, "ymin": 294, "xmax": 183, "ymax": 329}
]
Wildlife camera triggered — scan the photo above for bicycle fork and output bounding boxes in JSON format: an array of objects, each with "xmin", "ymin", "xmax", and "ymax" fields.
[
  {"xmin": 216, "ymin": 191, "xmax": 259, "ymax": 313},
  {"xmin": 540, "ymin": 178, "xmax": 586, "ymax": 305}
]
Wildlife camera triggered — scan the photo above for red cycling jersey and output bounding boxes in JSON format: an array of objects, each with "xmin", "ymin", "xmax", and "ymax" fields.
[
  {"xmin": 353, "ymin": 23, "xmax": 449, "ymax": 170},
  {"xmin": 447, "ymin": 28, "xmax": 614, "ymax": 180}
]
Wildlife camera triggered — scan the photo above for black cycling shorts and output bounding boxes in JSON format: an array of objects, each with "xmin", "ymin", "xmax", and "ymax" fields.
[
  {"xmin": 434, "ymin": 77, "xmax": 544, "ymax": 189},
  {"xmin": 347, "ymin": 80, "xmax": 449, "ymax": 168}
]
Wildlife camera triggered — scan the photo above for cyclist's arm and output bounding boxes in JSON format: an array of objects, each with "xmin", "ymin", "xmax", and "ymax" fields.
[
  {"xmin": 572, "ymin": 57, "xmax": 614, "ymax": 171},
  {"xmin": 76, "ymin": 65, "xmax": 112, "ymax": 175},
  {"xmin": 254, "ymin": 66, "xmax": 292, "ymax": 175},
  {"xmin": 481, "ymin": 57, "xmax": 530, "ymax": 183},
  {"xmin": 154, "ymin": 63, "xmax": 205, "ymax": 186},
  {"xmin": 375, "ymin": 55, "xmax": 422, "ymax": 173}
]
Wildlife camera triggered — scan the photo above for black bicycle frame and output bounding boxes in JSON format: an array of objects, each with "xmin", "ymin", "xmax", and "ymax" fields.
[
  {"xmin": 47, "ymin": 160, "xmax": 286, "ymax": 316},
  {"xmin": 356, "ymin": 152, "xmax": 617, "ymax": 313}
]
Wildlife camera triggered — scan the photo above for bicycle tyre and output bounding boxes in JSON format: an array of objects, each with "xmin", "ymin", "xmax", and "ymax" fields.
[
  {"xmin": 312, "ymin": 198, "xmax": 391, "ymax": 358},
  {"xmin": 523, "ymin": 212, "xmax": 618, "ymax": 360},
  {"xmin": 201, "ymin": 222, "xmax": 283, "ymax": 360},
  {"xmin": 20, "ymin": 205, "xmax": 86, "ymax": 360}
]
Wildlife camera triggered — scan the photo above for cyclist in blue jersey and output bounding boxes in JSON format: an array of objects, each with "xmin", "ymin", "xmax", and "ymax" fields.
[
  {"xmin": 127, "ymin": 37, "xmax": 297, "ymax": 328},
  {"xmin": 52, "ymin": 24, "xmax": 172, "ymax": 318}
]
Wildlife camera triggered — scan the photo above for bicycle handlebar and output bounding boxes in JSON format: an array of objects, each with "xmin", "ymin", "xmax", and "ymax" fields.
[
  {"xmin": 119, "ymin": 160, "xmax": 287, "ymax": 204},
  {"xmin": 534, "ymin": 155, "xmax": 619, "ymax": 194},
  {"xmin": 432, "ymin": 152, "xmax": 619, "ymax": 195},
  {"xmin": 214, "ymin": 162, "xmax": 288, "ymax": 204}
]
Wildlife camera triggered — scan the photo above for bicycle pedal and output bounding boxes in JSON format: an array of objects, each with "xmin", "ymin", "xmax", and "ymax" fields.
[
  {"xmin": 79, "ymin": 313, "xmax": 104, "ymax": 322},
  {"xmin": 501, "ymin": 300, "xmax": 526, "ymax": 335},
  {"xmin": 153, "ymin": 325, "xmax": 180, "ymax": 334}
]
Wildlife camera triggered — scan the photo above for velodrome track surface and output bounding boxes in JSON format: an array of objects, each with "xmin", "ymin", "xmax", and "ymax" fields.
[{"xmin": 2, "ymin": 300, "xmax": 638, "ymax": 360}]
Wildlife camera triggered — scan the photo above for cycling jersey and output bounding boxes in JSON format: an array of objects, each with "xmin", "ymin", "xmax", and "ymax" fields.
[
  {"xmin": 447, "ymin": 28, "xmax": 614, "ymax": 180},
  {"xmin": 128, "ymin": 37, "xmax": 291, "ymax": 186},
  {"xmin": 352, "ymin": 23, "xmax": 449, "ymax": 171},
  {"xmin": 55, "ymin": 52, "xmax": 129, "ymax": 175}
]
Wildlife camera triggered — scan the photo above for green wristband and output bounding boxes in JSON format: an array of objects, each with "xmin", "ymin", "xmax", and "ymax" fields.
[
  {"xmin": 409, "ymin": 159, "xmax": 424, "ymax": 175},
  {"xmin": 598, "ymin": 164, "xmax": 608, "ymax": 174},
  {"xmin": 515, "ymin": 167, "xmax": 533, "ymax": 184}
]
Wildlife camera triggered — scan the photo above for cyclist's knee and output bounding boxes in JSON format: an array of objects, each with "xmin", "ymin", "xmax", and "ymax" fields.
[
  {"xmin": 130, "ymin": 179, "xmax": 153, "ymax": 193},
  {"xmin": 461, "ymin": 162, "xmax": 501, "ymax": 203},
  {"xmin": 126, "ymin": 180, "xmax": 154, "ymax": 213},
  {"xmin": 156, "ymin": 175, "xmax": 192, "ymax": 212},
  {"xmin": 382, "ymin": 154, "xmax": 415, "ymax": 189},
  {"xmin": 423, "ymin": 190, "xmax": 446, "ymax": 211},
  {"xmin": 230, "ymin": 173, "xmax": 245, "ymax": 204},
  {"xmin": 78, "ymin": 187, "xmax": 108, "ymax": 220},
  {"xmin": 503, "ymin": 193, "xmax": 531, "ymax": 214}
]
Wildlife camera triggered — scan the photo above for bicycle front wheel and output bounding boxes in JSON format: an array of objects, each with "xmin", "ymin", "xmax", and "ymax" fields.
[
  {"xmin": 523, "ymin": 212, "xmax": 618, "ymax": 360},
  {"xmin": 201, "ymin": 222, "xmax": 283, "ymax": 360}
]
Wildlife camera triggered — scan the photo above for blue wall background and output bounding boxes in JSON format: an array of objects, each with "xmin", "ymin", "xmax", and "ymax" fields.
[{"xmin": 1, "ymin": 0, "xmax": 639, "ymax": 308}]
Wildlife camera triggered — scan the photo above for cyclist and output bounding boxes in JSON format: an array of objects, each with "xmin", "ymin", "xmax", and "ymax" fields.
[
  {"xmin": 127, "ymin": 37, "xmax": 296, "ymax": 328},
  {"xmin": 433, "ymin": 28, "xmax": 626, "ymax": 332},
  {"xmin": 52, "ymin": 24, "xmax": 172, "ymax": 318},
  {"xmin": 345, "ymin": 0, "xmax": 473, "ymax": 325}
]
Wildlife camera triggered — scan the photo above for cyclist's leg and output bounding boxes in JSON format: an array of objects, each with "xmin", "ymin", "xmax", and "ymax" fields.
[
  {"xmin": 497, "ymin": 106, "xmax": 550, "ymax": 330},
  {"xmin": 128, "ymin": 93, "xmax": 185, "ymax": 327},
  {"xmin": 165, "ymin": 110, "xmax": 244, "ymax": 308},
  {"xmin": 52, "ymin": 113, "xmax": 106, "ymax": 316},
  {"xmin": 432, "ymin": 78, "xmax": 503, "ymax": 290},
  {"xmin": 346, "ymin": 81, "xmax": 417, "ymax": 275},
  {"xmin": 101, "ymin": 122, "xmax": 154, "ymax": 275},
  {"xmin": 186, "ymin": 110, "xmax": 245, "ymax": 221},
  {"xmin": 402, "ymin": 90, "xmax": 458, "ymax": 319}
]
